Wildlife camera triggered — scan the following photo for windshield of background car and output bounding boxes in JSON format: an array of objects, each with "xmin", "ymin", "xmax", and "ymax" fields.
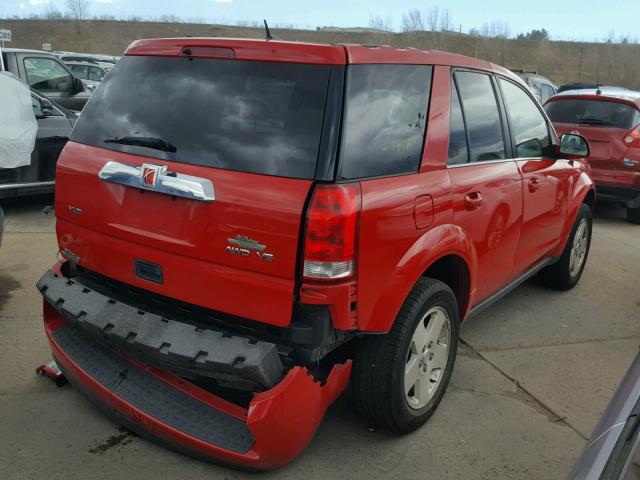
[
  {"xmin": 545, "ymin": 98, "xmax": 640, "ymax": 129},
  {"xmin": 71, "ymin": 56, "xmax": 331, "ymax": 179}
]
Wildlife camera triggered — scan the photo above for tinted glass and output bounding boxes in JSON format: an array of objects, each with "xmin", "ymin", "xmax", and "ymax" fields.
[
  {"xmin": 500, "ymin": 79, "xmax": 551, "ymax": 158},
  {"xmin": 24, "ymin": 57, "xmax": 73, "ymax": 92},
  {"xmin": 545, "ymin": 99, "xmax": 640, "ymax": 129},
  {"xmin": 340, "ymin": 65, "xmax": 432, "ymax": 179},
  {"xmin": 448, "ymin": 80, "xmax": 468, "ymax": 165},
  {"xmin": 72, "ymin": 56, "xmax": 330, "ymax": 179},
  {"xmin": 455, "ymin": 71, "xmax": 505, "ymax": 162}
]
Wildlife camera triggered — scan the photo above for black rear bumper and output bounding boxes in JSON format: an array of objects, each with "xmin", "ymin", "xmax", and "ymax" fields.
[
  {"xmin": 37, "ymin": 270, "xmax": 285, "ymax": 391},
  {"xmin": 53, "ymin": 324, "xmax": 255, "ymax": 454}
]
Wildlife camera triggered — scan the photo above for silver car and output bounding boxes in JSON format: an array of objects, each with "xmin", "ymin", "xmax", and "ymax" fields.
[{"xmin": 568, "ymin": 349, "xmax": 640, "ymax": 479}]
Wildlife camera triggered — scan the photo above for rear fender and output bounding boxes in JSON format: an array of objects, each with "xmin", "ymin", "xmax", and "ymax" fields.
[
  {"xmin": 359, "ymin": 224, "xmax": 477, "ymax": 332},
  {"xmin": 550, "ymin": 170, "xmax": 595, "ymax": 257}
]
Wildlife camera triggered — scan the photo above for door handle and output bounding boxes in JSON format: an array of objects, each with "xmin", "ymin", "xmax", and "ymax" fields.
[
  {"xmin": 464, "ymin": 191, "xmax": 483, "ymax": 210},
  {"xmin": 528, "ymin": 177, "xmax": 541, "ymax": 193}
]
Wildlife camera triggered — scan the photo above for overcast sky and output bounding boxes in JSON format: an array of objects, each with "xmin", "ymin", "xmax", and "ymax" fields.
[{"xmin": 3, "ymin": 0, "xmax": 639, "ymax": 42}]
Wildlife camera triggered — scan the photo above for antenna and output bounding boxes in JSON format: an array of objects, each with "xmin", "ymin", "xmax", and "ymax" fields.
[
  {"xmin": 596, "ymin": 82, "xmax": 602, "ymax": 95},
  {"xmin": 263, "ymin": 20, "xmax": 273, "ymax": 41}
]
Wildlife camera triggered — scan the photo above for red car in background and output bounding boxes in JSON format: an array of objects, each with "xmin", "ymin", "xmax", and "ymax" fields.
[{"xmin": 545, "ymin": 88, "xmax": 640, "ymax": 223}]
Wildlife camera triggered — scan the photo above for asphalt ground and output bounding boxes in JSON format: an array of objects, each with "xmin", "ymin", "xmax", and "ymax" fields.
[{"xmin": 0, "ymin": 196, "xmax": 638, "ymax": 479}]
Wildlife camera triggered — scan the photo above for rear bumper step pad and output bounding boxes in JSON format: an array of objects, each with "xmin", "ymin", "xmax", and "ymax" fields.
[
  {"xmin": 42, "ymin": 297, "xmax": 352, "ymax": 470},
  {"xmin": 53, "ymin": 324, "xmax": 254, "ymax": 453},
  {"xmin": 37, "ymin": 270, "xmax": 284, "ymax": 391}
]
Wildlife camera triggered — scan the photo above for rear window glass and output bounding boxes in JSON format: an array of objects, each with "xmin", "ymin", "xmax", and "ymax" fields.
[
  {"xmin": 71, "ymin": 56, "xmax": 331, "ymax": 179},
  {"xmin": 545, "ymin": 99, "xmax": 640, "ymax": 129},
  {"xmin": 339, "ymin": 65, "xmax": 432, "ymax": 179}
]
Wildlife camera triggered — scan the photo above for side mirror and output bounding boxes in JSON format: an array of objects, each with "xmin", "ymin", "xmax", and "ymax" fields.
[
  {"xmin": 40, "ymin": 97, "xmax": 55, "ymax": 116},
  {"xmin": 72, "ymin": 76, "xmax": 84, "ymax": 93},
  {"xmin": 558, "ymin": 133, "xmax": 590, "ymax": 158}
]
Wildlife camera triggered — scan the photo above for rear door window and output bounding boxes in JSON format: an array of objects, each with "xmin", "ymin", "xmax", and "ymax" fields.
[
  {"xmin": 545, "ymin": 99, "xmax": 640, "ymax": 129},
  {"xmin": 339, "ymin": 65, "xmax": 432, "ymax": 179},
  {"xmin": 71, "ymin": 56, "xmax": 331, "ymax": 179},
  {"xmin": 499, "ymin": 78, "xmax": 551, "ymax": 158},
  {"xmin": 454, "ymin": 71, "xmax": 506, "ymax": 163}
]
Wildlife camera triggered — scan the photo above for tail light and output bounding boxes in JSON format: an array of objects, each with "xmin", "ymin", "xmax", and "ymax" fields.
[
  {"xmin": 303, "ymin": 183, "xmax": 360, "ymax": 281},
  {"xmin": 624, "ymin": 124, "xmax": 640, "ymax": 148}
]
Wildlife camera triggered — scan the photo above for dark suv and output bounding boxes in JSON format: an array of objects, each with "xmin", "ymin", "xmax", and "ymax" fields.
[
  {"xmin": 2, "ymin": 48, "xmax": 92, "ymax": 111},
  {"xmin": 37, "ymin": 38, "xmax": 595, "ymax": 470}
]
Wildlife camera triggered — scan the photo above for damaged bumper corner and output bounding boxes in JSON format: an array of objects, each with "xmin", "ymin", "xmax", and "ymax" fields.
[{"xmin": 42, "ymin": 302, "xmax": 352, "ymax": 470}]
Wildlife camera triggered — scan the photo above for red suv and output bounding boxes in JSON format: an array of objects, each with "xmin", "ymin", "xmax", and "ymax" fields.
[
  {"xmin": 545, "ymin": 88, "xmax": 640, "ymax": 223},
  {"xmin": 37, "ymin": 38, "xmax": 595, "ymax": 470}
]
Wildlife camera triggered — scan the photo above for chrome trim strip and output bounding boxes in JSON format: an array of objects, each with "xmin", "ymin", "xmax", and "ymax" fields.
[
  {"xmin": 98, "ymin": 161, "xmax": 215, "ymax": 202},
  {"xmin": 0, "ymin": 180, "xmax": 55, "ymax": 190},
  {"xmin": 447, "ymin": 158, "xmax": 516, "ymax": 169},
  {"xmin": 447, "ymin": 157, "xmax": 546, "ymax": 169}
]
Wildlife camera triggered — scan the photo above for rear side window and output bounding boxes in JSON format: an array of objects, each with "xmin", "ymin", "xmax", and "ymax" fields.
[
  {"xmin": 545, "ymin": 99, "xmax": 640, "ymax": 129},
  {"xmin": 339, "ymin": 65, "xmax": 432, "ymax": 179},
  {"xmin": 454, "ymin": 71, "xmax": 506, "ymax": 163},
  {"xmin": 71, "ymin": 56, "xmax": 330, "ymax": 179},
  {"xmin": 499, "ymin": 79, "xmax": 551, "ymax": 158}
]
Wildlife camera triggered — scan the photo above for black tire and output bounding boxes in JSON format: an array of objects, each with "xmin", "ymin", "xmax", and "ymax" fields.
[
  {"xmin": 627, "ymin": 207, "xmax": 640, "ymax": 224},
  {"xmin": 352, "ymin": 278, "xmax": 459, "ymax": 434},
  {"xmin": 538, "ymin": 203, "xmax": 592, "ymax": 290}
]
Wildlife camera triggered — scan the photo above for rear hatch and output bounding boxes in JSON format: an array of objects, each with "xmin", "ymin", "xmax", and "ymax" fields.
[
  {"xmin": 545, "ymin": 96, "xmax": 640, "ymax": 170},
  {"xmin": 54, "ymin": 42, "xmax": 344, "ymax": 327}
]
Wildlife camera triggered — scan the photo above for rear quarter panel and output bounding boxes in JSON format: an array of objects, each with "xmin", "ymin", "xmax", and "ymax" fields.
[{"xmin": 356, "ymin": 171, "xmax": 477, "ymax": 332}]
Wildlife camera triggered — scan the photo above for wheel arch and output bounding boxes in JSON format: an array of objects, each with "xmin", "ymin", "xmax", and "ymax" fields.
[
  {"xmin": 551, "ymin": 171, "xmax": 595, "ymax": 257},
  {"xmin": 583, "ymin": 188, "xmax": 596, "ymax": 211},
  {"xmin": 420, "ymin": 254, "xmax": 471, "ymax": 321},
  {"xmin": 358, "ymin": 224, "xmax": 478, "ymax": 332}
]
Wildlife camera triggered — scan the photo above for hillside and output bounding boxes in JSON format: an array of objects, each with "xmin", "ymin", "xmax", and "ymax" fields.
[{"xmin": 1, "ymin": 19, "xmax": 639, "ymax": 88}]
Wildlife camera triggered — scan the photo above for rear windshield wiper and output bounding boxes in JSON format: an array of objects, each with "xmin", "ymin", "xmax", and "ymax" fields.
[
  {"xmin": 104, "ymin": 136, "xmax": 177, "ymax": 153},
  {"xmin": 576, "ymin": 117, "xmax": 615, "ymax": 126}
]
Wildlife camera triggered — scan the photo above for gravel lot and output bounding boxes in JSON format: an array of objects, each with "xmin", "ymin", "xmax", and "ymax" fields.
[{"xmin": 0, "ymin": 196, "xmax": 638, "ymax": 480}]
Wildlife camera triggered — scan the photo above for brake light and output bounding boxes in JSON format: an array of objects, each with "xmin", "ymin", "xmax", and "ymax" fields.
[
  {"xmin": 181, "ymin": 46, "xmax": 235, "ymax": 59},
  {"xmin": 303, "ymin": 184, "xmax": 360, "ymax": 280},
  {"xmin": 624, "ymin": 124, "xmax": 640, "ymax": 148}
]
